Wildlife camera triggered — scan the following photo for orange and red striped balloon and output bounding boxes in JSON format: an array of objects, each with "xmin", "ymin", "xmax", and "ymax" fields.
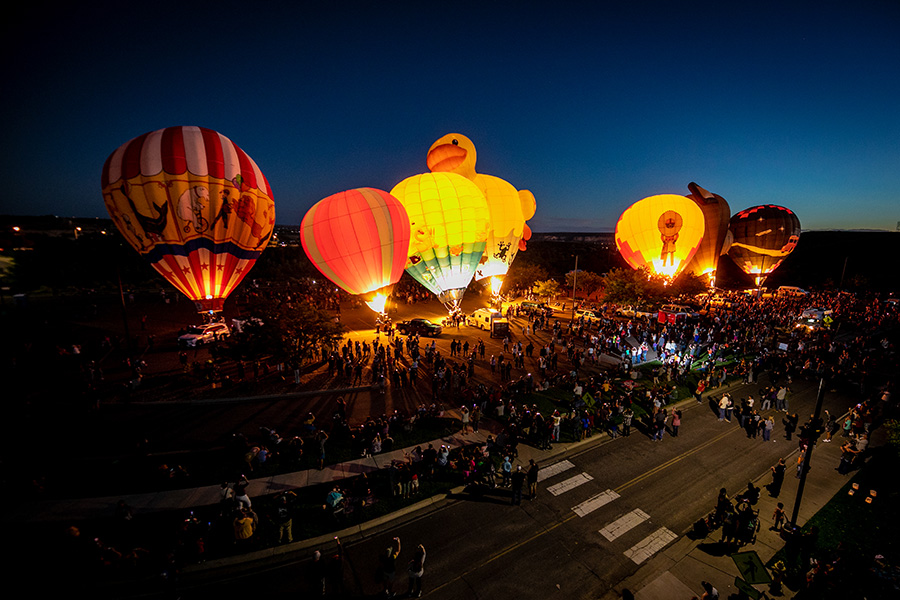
[{"xmin": 301, "ymin": 188, "xmax": 410, "ymax": 297}]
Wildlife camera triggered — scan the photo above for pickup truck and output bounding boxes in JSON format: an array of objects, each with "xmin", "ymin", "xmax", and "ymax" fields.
[{"xmin": 396, "ymin": 318, "xmax": 443, "ymax": 337}]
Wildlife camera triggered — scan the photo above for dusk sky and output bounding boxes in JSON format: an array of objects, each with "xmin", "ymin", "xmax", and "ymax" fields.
[{"xmin": 3, "ymin": 1, "xmax": 898, "ymax": 232}]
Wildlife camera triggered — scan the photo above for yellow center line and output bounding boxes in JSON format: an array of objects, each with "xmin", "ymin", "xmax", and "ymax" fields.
[
  {"xmin": 615, "ymin": 425, "xmax": 738, "ymax": 493},
  {"xmin": 429, "ymin": 424, "xmax": 741, "ymax": 594}
]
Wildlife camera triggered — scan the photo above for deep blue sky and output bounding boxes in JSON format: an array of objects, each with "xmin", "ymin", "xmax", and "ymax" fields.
[{"xmin": 3, "ymin": 1, "xmax": 898, "ymax": 231}]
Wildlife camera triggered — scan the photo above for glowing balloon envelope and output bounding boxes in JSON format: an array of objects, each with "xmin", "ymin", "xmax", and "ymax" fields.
[
  {"xmin": 683, "ymin": 182, "xmax": 732, "ymax": 285},
  {"xmin": 728, "ymin": 204, "xmax": 801, "ymax": 286},
  {"xmin": 300, "ymin": 188, "xmax": 410, "ymax": 310},
  {"xmin": 101, "ymin": 126, "xmax": 275, "ymax": 313},
  {"xmin": 390, "ymin": 172, "xmax": 489, "ymax": 311},
  {"xmin": 615, "ymin": 194, "xmax": 706, "ymax": 278},
  {"xmin": 426, "ymin": 133, "xmax": 535, "ymax": 280}
]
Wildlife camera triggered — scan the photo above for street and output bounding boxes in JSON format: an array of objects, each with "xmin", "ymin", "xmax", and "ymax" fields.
[{"xmin": 183, "ymin": 375, "xmax": 848, "ymax": 599}]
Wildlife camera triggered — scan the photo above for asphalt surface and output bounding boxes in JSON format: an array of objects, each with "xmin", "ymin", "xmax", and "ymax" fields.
[{"xmin": 164, "ymin": 375, "xmax": 866, "ymax": 600}]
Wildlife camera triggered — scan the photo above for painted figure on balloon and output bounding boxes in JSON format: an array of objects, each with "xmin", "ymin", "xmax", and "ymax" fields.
[
  {"xmin": 211, "ymin": 188, "xmax": 234, "ymax": 232},
  {"xmin": 658, "ymin": 210, "xmax": 683, "ymax": 267},
  {"xmin": 116, "ymin": 183, "xmax": 169, "ymax": 248},
  {"xmin": 177, "ymin": 185, "xmax": 210, "ymax": 234}
]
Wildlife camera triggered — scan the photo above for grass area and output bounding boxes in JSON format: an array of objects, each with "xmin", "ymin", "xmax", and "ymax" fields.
[{"xmin": 766, "ymin": 446, "xmax": 899, "ymax": 599}]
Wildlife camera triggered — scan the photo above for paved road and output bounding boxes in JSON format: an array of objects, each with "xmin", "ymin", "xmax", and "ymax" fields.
[{"xmin": 180, "ymin": 375, "xmax": 851, "ymax": 599}]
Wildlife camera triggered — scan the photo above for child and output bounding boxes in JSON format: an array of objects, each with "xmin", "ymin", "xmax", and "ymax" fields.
[{"xmin": 772, "ymin": 502, "xmax": 786, "ymax": 531}]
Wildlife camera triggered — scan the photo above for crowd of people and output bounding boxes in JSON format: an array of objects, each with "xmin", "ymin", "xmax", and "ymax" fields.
[{"xmin": 30, "ymin": 283, "xmax": 900, "ymax": 592}]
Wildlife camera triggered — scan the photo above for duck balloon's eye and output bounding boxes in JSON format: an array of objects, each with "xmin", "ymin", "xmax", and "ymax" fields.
[{"xmin": 452, "ymin": 139, "xmax": 458, "ymax": 146}]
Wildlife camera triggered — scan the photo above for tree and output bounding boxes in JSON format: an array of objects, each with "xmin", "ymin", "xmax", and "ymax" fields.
[
  {"xmin": 565, "ymin": 270, "xmax": 604, "ymax": 299},
  {"xmin": 602, "ymin": 267, "xmax": 660, "ymax": 306},
  {"xmin": 532, "ymin": 279, "xmax": 560, "ymax": 301},
  {"xmin": 503, "ymin": 260, "xmax": 549, "ymax": 294},
  {"xmin": 669, "ymin": 271, "xmax": 709, "ymax": 297},
  {"xmin": 225, "ymin": 296, "xmax": 344, "ymax": 366}
]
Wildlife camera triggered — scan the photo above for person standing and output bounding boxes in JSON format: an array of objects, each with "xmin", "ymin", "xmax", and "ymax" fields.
[
  {"xmin": 768, "ymin": 458, "xmax": 786, "ymax": 497},
  {"xmin": 316, "ymin": 429, "xmax": 329, "ymax": 470},
  {"xmin": 763, "ymin": 416, "xmax": 775, "ymax": 442},
  {"xmin": 772, "ymin": 502, "xmax": 786, "ymax": 531},
  {"xmin": 671, "ymin": 409, "xmax": 681, "ymax": 437},
  {"xmin": 776, "ymin": 385, "xmax": 789, "ymax": 412},
  {"xmin": 471, "ymin": 404, "xmax": 482, "ymax": 433},
  {"xmin": 837, "ymin": 441, "xmax": 859, "ymax": 475},
  {"xmin": 501, "ymin": 456, "xmax": 512, "ymax": 487},
  {"xmin": 527, "ymin": 459, "xmax": 539, "ymax": 500},
  {"xmin": 511, "ymin": 465, "xmax": 526, "ymax": 505},
  {"xmin": 783, "ymin": 413, "xmax": 798, "ymax": 441},
  {"xmin": 695, "ymin": 378, "xmax": 707, "ymax": 403},
  {"xmin": 622, "ymin": 407, "xmax": 633, "ymax": 436},
  {"xmin": 653, "ymin": 407, "xmax": 667, "ymax": 441},
  {"xmin": 377, "ymin": 537, "xmax": 401, "ymax": 597},
  {"xmin": 460, "ymin": 406, "xmax": 470, "ymax": 434},
  {"xmin": 406, "ymin": 544, "xmax": 426, "ymax": 598}
]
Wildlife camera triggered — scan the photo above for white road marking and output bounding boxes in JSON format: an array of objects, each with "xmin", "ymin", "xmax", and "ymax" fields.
[
  {"xmin": 547, "ymin": 472, "xmax": 594, "ymax": 496},
  {"xmin": 599, "ymin": 509, "xmax": 650, "ymax": 541},
  {"xmin": 537, "ymin": 459, "xmax": 575, "ymax": 482},
  {"xmin": 623, "ymin": 527, "xmax": 678, "ymax": 564},
  {"xmin": 572, "ymin": 489, "xmax": 620, "ymax": 517}
]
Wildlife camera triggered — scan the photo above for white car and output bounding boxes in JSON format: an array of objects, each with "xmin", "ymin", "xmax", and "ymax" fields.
[
  {"xmin": 659, "ymin": 304, "xmax": 700, "ymax": 319},
  {"xmin": 575, "ymin": 309, "xmax": 601, "ymax": 322},
  {"xmin": 178, "ymin": 322, "xmax": 231, "ymax": 347}
]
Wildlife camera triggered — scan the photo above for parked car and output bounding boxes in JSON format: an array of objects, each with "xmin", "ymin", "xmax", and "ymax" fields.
[
  {"xmin": 520, "ymin": 301, "xmax": 550, "ymax": 312},
  {"xmin": 178, "ymin": 322, "xmax": 231, "ymax": 347},
  {"xmin": 658, "ymin": 304, "xmax": 699, "ymax": 324},
  {"xmin": 396, "ymin": 318, "xmax": 442, "ymax": 337},
  {"xmin": 575, "ymin": 309, "xmax": 601, "ymax": 322},
  {"xmin": 778, "ymin": 286, "xmax": 809, "ymax": 296}
]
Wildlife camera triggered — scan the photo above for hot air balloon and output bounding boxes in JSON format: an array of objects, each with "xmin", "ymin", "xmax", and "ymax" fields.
[
  {"xmin": 683, "ymin": 182, "xmax": 732, "ymax": 286},
  {"xmin": 390, "ymin": 172, "xmax": 489, "ymax": 312},
  {"xmin": 728, "ymin": 204, "xmax": 800, "ymax": 286},
  {"xmin": 101, "ymin": 126, "xmax": 275, "ymax": 314},
  {"xmin": 300, "ymin": 188, "xmax": 410, "ymax": 313},
  {"xmin": 615, "ymin": 194, "xmax": 706, "ymax": 278},
  {"xmin": 425, "ymin": 133, "xmax": 535, "ymax": 282}
]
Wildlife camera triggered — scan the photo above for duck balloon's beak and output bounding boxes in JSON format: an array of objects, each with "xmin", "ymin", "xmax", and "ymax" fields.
[{"xmin": 427, "ymin": 144, "xmax": 467, "ymax": 172}]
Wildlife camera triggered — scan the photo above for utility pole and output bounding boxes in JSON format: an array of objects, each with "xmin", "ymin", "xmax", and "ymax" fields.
[{"xmin": 571, "ymin": 255, "xmax": 578, "ymax": 321}]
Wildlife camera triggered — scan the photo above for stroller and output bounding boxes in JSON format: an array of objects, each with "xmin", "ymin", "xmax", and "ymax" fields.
[{"xmin": 735, "ymin": 507, "xmax": 761, "ymax": 546}]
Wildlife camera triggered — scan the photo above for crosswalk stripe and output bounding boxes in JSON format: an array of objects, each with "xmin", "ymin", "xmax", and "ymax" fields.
[
  {"xmin": 599, "ymin": 509, "xmax": 650, "ymax": 541},
  {"xmin": 623, "ymin": 527, "xmax": 677, "ymax": 564},
  {"xmin": 538, "ymin": 459, "xmax": 574, "ymax": 482},
  {"xmin": 547, "ymin": 472, "xmax": 593, "ymax": 496},
  {"xmin": 572, "ymin": 489, "xmax": 620, "ymax": 517}
]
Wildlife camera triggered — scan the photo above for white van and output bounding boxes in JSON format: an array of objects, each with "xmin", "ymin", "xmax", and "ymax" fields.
[
  {"xmin": 467, "ymin": 308, "xmax": 503, "ymax": 331},
  {"xmin": 778, "ymin": 286, "xmax": 808, "ymax": 296}
]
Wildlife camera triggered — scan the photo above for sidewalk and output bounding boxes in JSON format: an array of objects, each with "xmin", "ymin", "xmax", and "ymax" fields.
[
  {"xmin": 15, "ymin": 409, "xmax": 605, "ymax": 525},
  {"xmin": 605, "ymin": 419, "xmax": 880, "ymax": 600}
]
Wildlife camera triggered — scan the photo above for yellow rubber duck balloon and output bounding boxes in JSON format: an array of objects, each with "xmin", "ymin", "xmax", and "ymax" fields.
[
  {"xmin": 426, "ymin": 133, "xmax": 535, "ymax": 282},
  {"xmin": 615, "ymin": 194, "xmax": 706, "ymax": 278},
  {"xmin": 390, "ymin": 172, "xmax": 489, "ymax": 312}
]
